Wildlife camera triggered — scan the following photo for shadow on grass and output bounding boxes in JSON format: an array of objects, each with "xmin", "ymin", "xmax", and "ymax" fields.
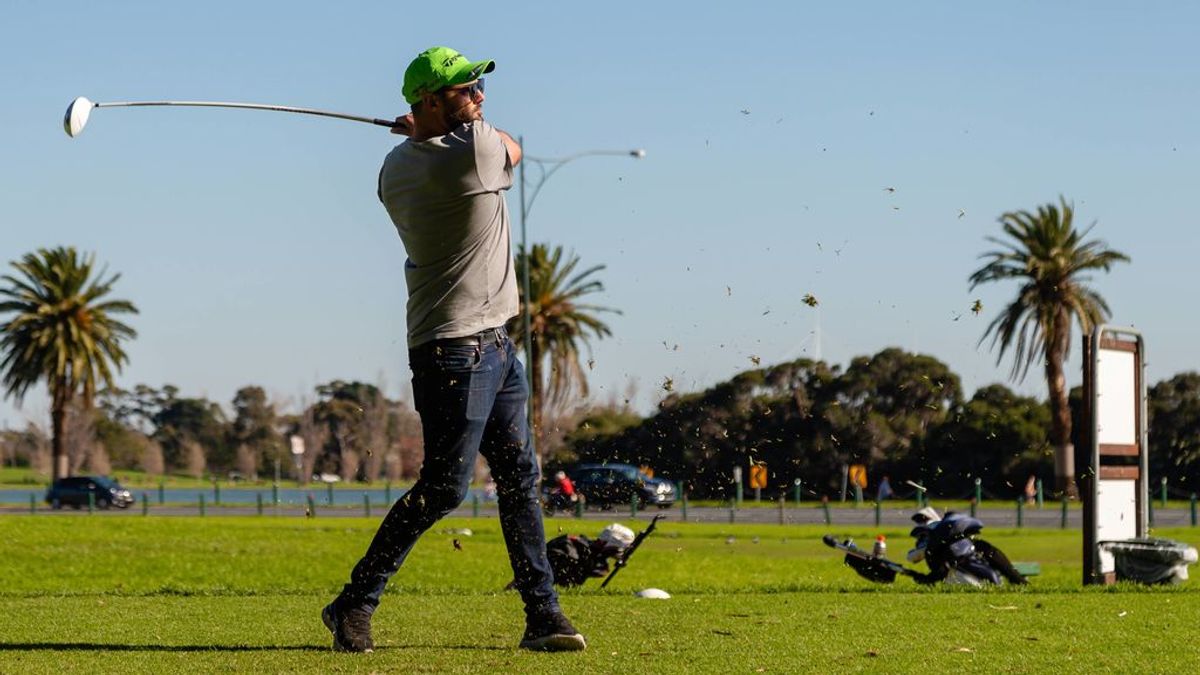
[
  {"xmin": 0, "ymin": 642, "xmax": 507, "ymax": 652},
  {"xmin": 0, "ymin": 643, "xmax": 325, "ymax": 652}
]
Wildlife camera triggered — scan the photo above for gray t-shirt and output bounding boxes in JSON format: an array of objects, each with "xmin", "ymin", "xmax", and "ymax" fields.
[{"xmin": 378, "ymin": 120, "xmax": 518, "ymax": 348}]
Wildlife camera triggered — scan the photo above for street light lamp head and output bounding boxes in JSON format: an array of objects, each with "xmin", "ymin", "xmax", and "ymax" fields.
[{"xmin": 630, "ymin": 149, "xmax": 646, "ymax": 159}]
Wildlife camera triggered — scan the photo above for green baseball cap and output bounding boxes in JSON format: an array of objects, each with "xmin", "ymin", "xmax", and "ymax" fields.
[{"xmin": 402, "ymin": 46, "xmax": 495, "ymax": 105}]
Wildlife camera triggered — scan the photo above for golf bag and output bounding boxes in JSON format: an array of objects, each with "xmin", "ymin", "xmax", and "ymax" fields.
[
  {"xmin": 908, "ymin": 513, "xmax": 1026, "ymax": 586},
  {"xmin": 545, "ymin": 534, "xmax": 622, "ymax": 587},
  {"xmin": 508, "ymin": 523, "xmax": 637, "ymax": 589}
]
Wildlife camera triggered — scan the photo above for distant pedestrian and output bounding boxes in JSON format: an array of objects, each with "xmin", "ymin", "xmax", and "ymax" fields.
[
  {"xmin": 877, "ymin": 475, "xmax": 893, "ymax": 501},
  {"xmin": 321, "ymin": 46, "xmax": 583, "ymax": 654}
]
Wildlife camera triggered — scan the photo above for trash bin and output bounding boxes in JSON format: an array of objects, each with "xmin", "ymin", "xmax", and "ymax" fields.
[{"xmin": 1099, "ymin": 538, "xmax": 1199, "ymax": 584}]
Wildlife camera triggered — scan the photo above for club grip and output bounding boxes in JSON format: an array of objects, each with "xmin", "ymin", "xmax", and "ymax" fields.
[{"xmin": 822, "ymin": 534, "xmax": 838, "ymax": 548}]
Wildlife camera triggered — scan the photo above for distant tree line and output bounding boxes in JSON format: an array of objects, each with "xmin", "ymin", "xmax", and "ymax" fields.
[
  {"xmin": 559, "ymin": 348, "xmax": 1200, "ymax": 500},
  {"xmin": 0, "ymin": 381, "xmax": 425, "ymax": 484},
  {"xmin": 4, "ymin": 352, "xmax": 1200, "ymax": 497}
]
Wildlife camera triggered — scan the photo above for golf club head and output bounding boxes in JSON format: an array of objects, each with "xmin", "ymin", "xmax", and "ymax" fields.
[{"xmin": 64, "ymin": 97, "xmax": 94, "ymax": 137}]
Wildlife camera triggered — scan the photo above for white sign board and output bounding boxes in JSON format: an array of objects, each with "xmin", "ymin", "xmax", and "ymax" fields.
[
  {"xmin": 1084, "ymin": 327, "xmax": 1147, "ymax": 585},
  {"xmin": 1096, "ymin": 478, "xmax": 1138, "ymax": 574},
  {"xmin": 1096, "ymin": 349, "xmax": 1136, "ymax": 446}
]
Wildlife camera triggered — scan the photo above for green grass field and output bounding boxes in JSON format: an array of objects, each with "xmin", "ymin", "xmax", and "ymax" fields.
[{"xmin": 1, "ymin": 516, "xmax": 1198, "ymax": 673}]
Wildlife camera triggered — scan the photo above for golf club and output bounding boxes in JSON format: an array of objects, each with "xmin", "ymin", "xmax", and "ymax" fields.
[
  {"xmin": 600, "ymin": 514, "xmax": 663, "ymax": 588},
  {"xmin": 822, "ymin": 534, "xmax": 923, "ymax": 583},
  {"xmin": 63, "ymin": 96, "xmax": 401, "ymax": 137}
]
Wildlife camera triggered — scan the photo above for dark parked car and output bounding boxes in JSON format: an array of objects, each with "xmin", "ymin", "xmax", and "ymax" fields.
[
  {"xmin": 45, "ymin": 476, "xmax": 135, "ymax": 510},
  {"xmin": 568, "ymin": 463, "xmax": 675, "ymax": 509}
]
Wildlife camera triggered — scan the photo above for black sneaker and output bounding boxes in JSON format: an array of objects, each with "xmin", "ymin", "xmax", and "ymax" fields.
[
  {"xmin": 321, "ymin": 601, "xmax": 375, "ymax": 653},
  {"xmin": 519, "ymin": 611, "xmax": 587, "ymax": 652}
]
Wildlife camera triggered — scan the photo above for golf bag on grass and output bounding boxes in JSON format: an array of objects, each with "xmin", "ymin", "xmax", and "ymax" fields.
[
  {"xmin": 507, "ymin": 523, "xmax": 638, "ymax": 589},
  {"xmin": 824, "ymin": 511, "xmax": 1028, "ymax": 587},
  {"xmin": 906, "ymin": 511, "xmax": 1027, "ymax": 586},
  {"xmin": 545, "ymin": 532, "xmax": 625, "ymax": 587}
]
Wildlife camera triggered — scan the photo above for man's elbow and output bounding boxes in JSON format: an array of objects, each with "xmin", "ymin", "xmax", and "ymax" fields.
[{"xmin": 498, "ymin": 131, "xmax": 522, "ymax": 166}]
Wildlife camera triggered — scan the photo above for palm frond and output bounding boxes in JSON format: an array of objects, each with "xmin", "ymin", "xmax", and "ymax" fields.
[
  {"xmin": 969, "ymin": 199, "xmax": 1127, "ymax": 384},
  {"xmin": 0, "ymin": 246, "xmax": 138, "ymax": 407},
  {"xmin": 512, "ymin": 243, "xmax": 619, "ymax": 406}
]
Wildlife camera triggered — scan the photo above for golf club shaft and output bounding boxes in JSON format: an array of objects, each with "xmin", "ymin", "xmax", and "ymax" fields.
[{"xmin": 93, "ymin": 100, "xmax": 399, "ymax": 129}]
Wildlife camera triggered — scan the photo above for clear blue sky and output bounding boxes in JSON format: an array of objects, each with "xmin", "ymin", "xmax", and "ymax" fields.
[{"xmin": 2, "ymin": 1, "xmax": 1197, "ymax": 429}]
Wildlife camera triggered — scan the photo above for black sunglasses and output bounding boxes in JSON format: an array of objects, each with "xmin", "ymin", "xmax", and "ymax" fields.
[{"xmin": 443, "ymin": 79, "xmax": 485, "ymax": 98}]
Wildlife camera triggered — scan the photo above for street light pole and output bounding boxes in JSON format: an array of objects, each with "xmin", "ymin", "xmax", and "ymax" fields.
[{"xmin": 516, "ymin": 138, "xmax": 644, "ymax": 464}]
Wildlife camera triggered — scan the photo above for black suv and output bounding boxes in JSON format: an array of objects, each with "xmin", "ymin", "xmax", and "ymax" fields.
[
  {"xmin": 45, "ymin": 476, "xmax": 135, "ymax": 509},
  {"xmin": 568, "ymin": 463, "xmax": 675, "ymax": 509}
]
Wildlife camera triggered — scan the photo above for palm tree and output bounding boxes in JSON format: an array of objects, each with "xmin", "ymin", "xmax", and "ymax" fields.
[
  {"xmin": 0, "ymin": 247, "xmax": 138, "ymax": 480},
  {"xmin": 507, "ymin": 244, "xmax": 619, "ymax": 457},
  {"xmin": 969, "ymin": 198, "xmax": 1128, "ymax": 497}
]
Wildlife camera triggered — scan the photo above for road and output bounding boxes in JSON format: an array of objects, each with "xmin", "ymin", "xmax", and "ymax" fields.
[{"xmin": 3, "ymin": 502, "xmax": 1196, "ymax": 528}]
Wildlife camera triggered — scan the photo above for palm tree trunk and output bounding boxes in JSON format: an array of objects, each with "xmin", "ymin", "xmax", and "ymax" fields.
[
  {"xmin": 51, "ymin": 380, "xmax": 68, "ymax": 481},
  {"xmin": 1045, "ymin": 319, "xmax": 1078, "ymax": 498}
]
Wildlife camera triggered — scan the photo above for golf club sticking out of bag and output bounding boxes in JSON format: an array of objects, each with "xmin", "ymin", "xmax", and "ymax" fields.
[
  {"xmin": 822, "ymin": 534, "xmax": 923, "ymax": 584},
  {"xmin": 600, "ymin": 514, "xmax": 663, "ymax": 588},
  {"xmin": 63, "ymin": 96, "xmax": 402, "ymax": 138}
]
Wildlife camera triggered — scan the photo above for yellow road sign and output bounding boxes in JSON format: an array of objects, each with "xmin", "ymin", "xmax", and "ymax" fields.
[
  {"xmin": 849, "ymin": 464, "xmax": 868, "ymax": 489},
  {"xmin": 749, "ymin": 463, "xmax": 768, "ymax": 489}
]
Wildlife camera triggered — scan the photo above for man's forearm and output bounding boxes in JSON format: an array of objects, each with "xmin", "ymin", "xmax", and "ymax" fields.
[{"xmin": 496, "ymin": 128, "xmax": 522, "ymax": 166}]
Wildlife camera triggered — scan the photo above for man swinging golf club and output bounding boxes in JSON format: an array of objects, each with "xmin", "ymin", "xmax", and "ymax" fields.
[{"xmin": 322, "ymin": 46, "xmax": 585, "ymax": 653}]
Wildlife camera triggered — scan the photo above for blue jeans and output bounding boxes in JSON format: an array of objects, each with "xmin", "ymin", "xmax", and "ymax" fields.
[{"xmin": 338, "ymin": 329, "xmax": 560, "ymax": 617}]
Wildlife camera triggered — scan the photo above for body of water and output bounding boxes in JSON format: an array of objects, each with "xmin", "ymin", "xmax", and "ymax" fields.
[{"xmin": 1, "ymin": 485, "xmax": 494, "ymax": 507}]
